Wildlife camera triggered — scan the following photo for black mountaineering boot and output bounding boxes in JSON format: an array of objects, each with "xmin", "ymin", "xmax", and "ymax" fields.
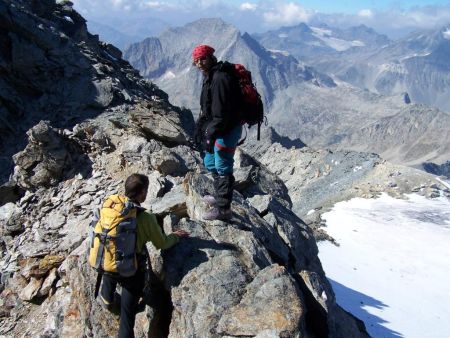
[{"xmin": 203, "ymin": 174, "xmax": 235, "ymax": 221}]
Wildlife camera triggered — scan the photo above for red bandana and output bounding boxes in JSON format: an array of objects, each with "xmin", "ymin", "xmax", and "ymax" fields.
[{"xmin": 192, "ymin": 45, "xmax": 215, "ymax": 62}]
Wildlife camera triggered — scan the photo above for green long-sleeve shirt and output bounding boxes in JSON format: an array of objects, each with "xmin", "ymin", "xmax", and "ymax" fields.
[{"xmin": 135, "ymin": 211, "xmax": 179, "ymax": 253}]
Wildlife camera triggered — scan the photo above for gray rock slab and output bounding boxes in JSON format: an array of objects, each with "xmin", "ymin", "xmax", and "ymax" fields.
[
  {"xmin": 145, "ymin": 184, "xmax": 187, "ymax": 218},
  {"xmin": 217, "ymin": 264, "xmax": 304, "ymax": 337}
]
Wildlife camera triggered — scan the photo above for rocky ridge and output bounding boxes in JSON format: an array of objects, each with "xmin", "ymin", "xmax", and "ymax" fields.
[
  {"xmin": 0, "ymin": 0, "xmax": 187, "ymax": 185},
  {"xmin": 0, "ymin": 2, "xmax": 372, "ymax": 337}
]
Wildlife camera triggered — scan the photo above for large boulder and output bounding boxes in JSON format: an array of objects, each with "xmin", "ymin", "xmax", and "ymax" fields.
[{"xmin": 12, "ymin": 121, "xmax": 92, "ymax": 190}]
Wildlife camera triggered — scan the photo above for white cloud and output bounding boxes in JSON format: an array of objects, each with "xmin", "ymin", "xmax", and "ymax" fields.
[
  {"xmin": 263, "ymin": 2, "xmax": 314, "ymax": 26},
  {"xmin": 316, "ymin": 5, "xmax": 450, "ymax": 38},
  {"xmin": 71, "ymin": 0, "xmax": 450, "ymax": 37},
  {"xmin": 111, "ymin": 0, "xmax": 123, "ymax": 8},
  {"xmin": 240, "ymin": 2, "xmax": 258, "ymax": 11},
  {"xmin": 144, "ymin": 1, "xmax": 162, "ymax": 8},
  {"xmin": 358, "ymin": 9, "xmax": 373, "ymax": 18},
  {"xmin": 198, "ymin": 0, "xmax": 221, "ymax": 9}
]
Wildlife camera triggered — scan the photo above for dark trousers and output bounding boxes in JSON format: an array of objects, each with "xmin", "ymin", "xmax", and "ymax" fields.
[{"xmin": 101, "ymin": 271, "xmax": 145, "ymax": 338}]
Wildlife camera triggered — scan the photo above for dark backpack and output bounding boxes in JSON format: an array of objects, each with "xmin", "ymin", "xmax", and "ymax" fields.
[{"xmin": 220, "ymin": 61, "xmax": 265, "ymax": 141}]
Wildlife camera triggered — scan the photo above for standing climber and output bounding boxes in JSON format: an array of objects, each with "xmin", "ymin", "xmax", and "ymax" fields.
[{"xmin": 193, "ymin": 44, "xmax": 242, "ymax": 221}]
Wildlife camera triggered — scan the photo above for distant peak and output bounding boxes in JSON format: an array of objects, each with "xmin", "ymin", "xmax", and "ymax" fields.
[{"xmin": 189, "ymin": 17, "xmax": 234, "ymax": 28}]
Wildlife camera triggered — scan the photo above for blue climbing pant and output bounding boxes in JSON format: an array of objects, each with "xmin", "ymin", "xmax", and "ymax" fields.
[{"xmin": 204, "ymin": 125, "xmax": 242, "ymax": 175}]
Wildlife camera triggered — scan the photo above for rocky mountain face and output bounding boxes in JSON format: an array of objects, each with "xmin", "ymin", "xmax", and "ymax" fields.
[
  {"xmin": 269, "ymin": 83, "xmax": 450, "ymax": 168},
  {"xmin": 0, "ymin": 0, "xmax": 186, "ymax": 186},
  {"xmin": 0, "ymin": 2, "xmax": 375, "ymax": 337},
  {"xmin": 300, "ymin": 25, "xmax": 450, "ymax": 115},
  {"xmin": 123, "ymin": 18, "xmax": 450, "ymax": 171}
]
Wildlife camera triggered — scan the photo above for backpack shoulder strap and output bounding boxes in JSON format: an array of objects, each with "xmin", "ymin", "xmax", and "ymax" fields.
[{"xmin": 94, "ymin": 271, "xmax": 103, "ymax": 299}]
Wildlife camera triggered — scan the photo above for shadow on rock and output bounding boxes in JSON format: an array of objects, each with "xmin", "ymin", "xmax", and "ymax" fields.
[{"xmin": 163, "ymin": 236, "xmax": 238, "ymax": 287}]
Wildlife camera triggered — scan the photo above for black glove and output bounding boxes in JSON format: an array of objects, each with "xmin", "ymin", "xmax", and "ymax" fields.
[
  {"xmin": 204, "ymin": 123, "xmax": 216, "ymax": 153},
  {"xmin": 204, "ymin": 138, "xmax": 214, "ymax": 153},
  {"xmin": 194, "ymin": 120, "xmax": 203, "ymax": 144}
]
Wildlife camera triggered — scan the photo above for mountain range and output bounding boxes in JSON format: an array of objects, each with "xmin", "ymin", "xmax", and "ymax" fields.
[
  {"xmin": 253, "ymin": 23, "xmax": 391, "ymax": 62},
  {"xmin": 254, "ymin": 22, "xmax": 450, "ymax": 114},
  {"xmin": 123, "ymin": 18, "xmax": 450, "ymax": 169}
]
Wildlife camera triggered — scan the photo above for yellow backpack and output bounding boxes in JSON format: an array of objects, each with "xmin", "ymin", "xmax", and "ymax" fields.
[{"xmin": 88, "ymin": 195, "xmax": 139, "ymax": 289}]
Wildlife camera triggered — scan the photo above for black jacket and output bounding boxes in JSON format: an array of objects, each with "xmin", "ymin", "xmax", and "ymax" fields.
[{"xmin": 195, "ymin": 62, "xmax": 242, "ymax": 146}]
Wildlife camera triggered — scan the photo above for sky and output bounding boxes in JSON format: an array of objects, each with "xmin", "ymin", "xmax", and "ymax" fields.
[
  {"xmin": 71, "ymin": 0, "xmax": 450, "ymax": 38},
  {"xmin": 318, "ymin": 192, "xmax": 450, "ymax": 338}
]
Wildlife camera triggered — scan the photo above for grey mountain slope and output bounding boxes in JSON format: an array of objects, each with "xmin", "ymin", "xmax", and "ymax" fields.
[
  {"xmin": 86, "ymin": 21, "xmax": 141, "ymax": 51},
  {"xmin": 338, "ymin": 105, "xmax": 450, "ymax": 166},
  {"xmin": 86, "ymin": 16, "xmax": 170, "ymax": 51},
  {"xmin": 263, "ymin": 80, "xmax": 450, "ymax": 166},
  {"xmin": 124, "ymin": 18, "xmax": 335, "ymax": 114},
  {"xmin": 124, "ymin": 18, "xmax": 450, "ymax": 168},
  {"xmin": 311, "ymin": 25, "xmax": 450, "ymax": 114}
]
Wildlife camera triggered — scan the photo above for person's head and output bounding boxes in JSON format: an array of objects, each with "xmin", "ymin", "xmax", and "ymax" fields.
[
  {"xmin": 124, "ymin": 173, "xmax": 149, "ymax": 203},
  {"xmin": 192, "ymin": 44, "xmax": 217, "ymax": 75}
]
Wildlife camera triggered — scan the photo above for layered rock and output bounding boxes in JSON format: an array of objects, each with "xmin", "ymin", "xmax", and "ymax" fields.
[{"xmin": 0, "ymin": 0, "xmax": 186, "ymax": 184}]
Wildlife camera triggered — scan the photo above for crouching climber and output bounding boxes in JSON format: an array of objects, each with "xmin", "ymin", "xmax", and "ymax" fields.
[{"xmin": 88, "ymin": 173, "xmax": 189, "ymax": 338}]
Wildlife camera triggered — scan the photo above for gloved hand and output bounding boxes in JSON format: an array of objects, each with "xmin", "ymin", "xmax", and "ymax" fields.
[
  {"xmin": 194, "ymin": 116, "xmax": 207, "ymax": 147},
  {"xmin": 204, "ymin": 124, "xmax": 216, "ymax": 153},
  {"xmin": 204, "ymin": 138, "xmax": 214, "ymax": 153}
]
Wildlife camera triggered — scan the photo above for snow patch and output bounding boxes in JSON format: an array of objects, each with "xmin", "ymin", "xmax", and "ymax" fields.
[
  {"xmin": 64, "ymin": 16, "xmax": 74, "ymax": 24},
  {"xmin": 307, "ymin": 209, "xmax": 316, "ymax": 216},
  {"xmin": 378, "ymin": 63, "xmax": 408, "ymax": 75},
  {"xmin": 268, "ymin": 49, "xmax": 290, "ymax": 56},
  {"xmin": 310, "ymin": 27, "xmax": 365, "ymax": 51},
  {"xmin": 353, "ymin": 166, "xmax": 362, "ymax": 172},
  {"xmin": 278, "ymin": 33, "xmax": 288, "ymax": 38},
  {"xmin": 443, "ymin": 28, "xmax": 450, "ymax": 40},
  {"xmin": 161, "ymin": 71, "xmax": 176, "ymax": 80},
  {"xmin": 437, "ymin": 177, "xmax": 450, "ymax": 189},
  {"xmin": 319, "ymin": 37, "xmax": 365, "ymax": 51},
  {"xmin": 399, "ymin": 52, "xmax": 432, "ymax": 61},
  {"xmin": 318, "ymin": 193, "xmax": 450, "ymax": 338},
  {"xmin": 310, "ymin": 26, "xmax": 332, "ymax": 37}
]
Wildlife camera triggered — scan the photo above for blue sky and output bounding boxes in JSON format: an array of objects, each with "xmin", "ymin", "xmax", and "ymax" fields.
[
  {"xmin": 295, "ymin": 0, "xmax": 450, "ymax": 13},
  {"xmin": 72, "ymin": 0, "xmax": 450, "ymax": 37},
  {"xmin": 143, "ymin": 0, "xmax": 450, "ymax": 13}
]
